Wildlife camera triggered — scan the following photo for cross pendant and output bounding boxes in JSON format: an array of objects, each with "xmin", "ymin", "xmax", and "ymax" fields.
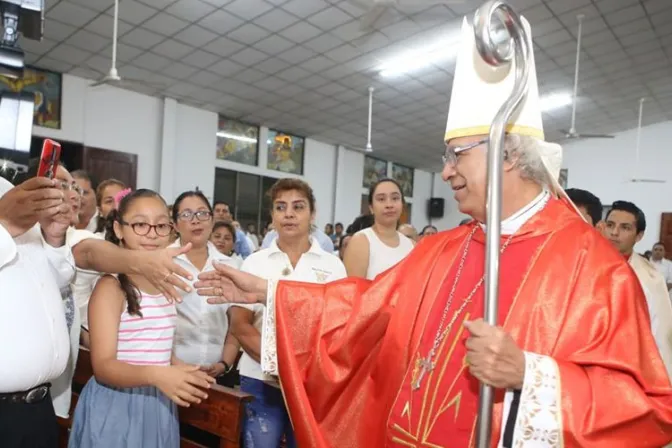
[{"xmin": 411, "ymin": 356, "xmax": 435, "ymax": 391}]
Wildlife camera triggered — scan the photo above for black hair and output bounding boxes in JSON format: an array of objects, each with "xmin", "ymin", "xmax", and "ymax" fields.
[
  {"xmin": 212, "ymin": 221, "xmax": 237, "ymax": 243},
  {"xmin": 172, "ymin": 190, "xmax": 212, "ymax": 223},
  {"xmin": 105, "ymin": 188, "xmax": 168, "ymax": 317},
  {"xmin": 565, "ymin": 188, "xmax": 603, "ymax": 226},
  {"xmin": 422, "ymin": 224, "xmax": 438, "ymax": 233},
  {"xmin": 346, "ymin": 214, "xmax": 375, "ymax": 235},
  {"xmin": 606, "ymin": 200, "xmax": 646, "ymax": 234},
  {"xmin": 367, "ymin": 178, "xmax": 405, "ymax": 205},
  {"xmin": 213, "ymin": 200, "xmax": 228, "ymax": 208},
  {"xmin": 654, "ymin": 241, "xmax": 665, "ymax": 248},
  {"xmin": 71, "ymin": 170, "xmax": 96, "ymax": 188},
  {"xmin": 335, "ymin": 222, "xmax": 343, "ymax": 228}
]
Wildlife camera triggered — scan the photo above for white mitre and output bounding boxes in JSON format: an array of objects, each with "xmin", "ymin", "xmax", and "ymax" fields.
[{"xmin": 445, "ymin": 16, "xmax": 577, "ymax": 207}]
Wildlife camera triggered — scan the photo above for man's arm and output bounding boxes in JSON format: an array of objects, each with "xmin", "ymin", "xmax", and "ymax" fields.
[{"xmin": 504, "ymin": 269, "xmax": 672, "ymax": 447}]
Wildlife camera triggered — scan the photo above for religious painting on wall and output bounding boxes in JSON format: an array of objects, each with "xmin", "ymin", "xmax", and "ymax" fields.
[
  {"xmin": 363, "ymin": 155, "xmax": 387, "ymax": 189},
  {"xmin": 392, "ymin": 163, "xmax": 414, "ymax": 197},
  {"xmin": 0, "ymin": 66, "xmax": 62, "ymax": 129},
  {"xmin": 559, "ymin": 168, "xmax": 568, "ymax": 189},
  {"xmin": 216, "ymin": 117, "xmax": 259, "ymax": 166},
  {"xmin": 266, "ymin": 129, "xmax": 304, "ymax": 175}
]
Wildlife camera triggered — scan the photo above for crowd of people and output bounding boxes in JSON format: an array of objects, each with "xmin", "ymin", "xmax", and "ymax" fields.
[{"xmin": 2, "ymin": 10, "xmax": 672, "ymax": 448}]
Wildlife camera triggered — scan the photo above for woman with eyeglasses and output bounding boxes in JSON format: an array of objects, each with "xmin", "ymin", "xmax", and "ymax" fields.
[{"xmin": 170, "ymin": 191, "xmax": 241, "ymax": 384}]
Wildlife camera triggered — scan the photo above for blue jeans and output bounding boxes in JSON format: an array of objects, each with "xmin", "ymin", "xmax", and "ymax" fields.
[{"xmin": 240, "ymin": 376, "xmax": 297, "ymax": 448}]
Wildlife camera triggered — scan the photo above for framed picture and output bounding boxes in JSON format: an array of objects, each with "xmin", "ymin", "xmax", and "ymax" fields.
[
  {"xmin": 267, "ymin": 129, "xmax": 305, "ymax": 175},
  {"xmin": 559, "ymin": 168, "xmax": 568, "ymax": 189},
  {"xmin": 363, "ymin": 155, "xmax": 387, "ymax": 189},
  {"xmin": 216, "ymin": 117, "xmax": 259, "ymax": 166},
  {"xmin": 392, "ymin": 163, "xmax": 414, "ymax": 197},
  {"xmin": 0, "ymin": 66, "xmax": 62, "ymax": 129}
]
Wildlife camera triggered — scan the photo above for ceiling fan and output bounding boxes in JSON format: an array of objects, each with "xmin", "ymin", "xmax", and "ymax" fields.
[
  {"xmin": 559, "ymin": 14, "xmax": 614, "ymax": 139},
  {"xmin": 351, "ymin": 86, "xmax": 375, "ymax": 153},
  {"xmin": 87, "ymin": 0, "xmax": 165, "ymax": 91},
  {"xmin": 347, "ymin": 0, "xmax": 466, "ymax": 32},
  {"xmin": 628, "ymin": 97, "xmax": 665, "ymax": 184}
]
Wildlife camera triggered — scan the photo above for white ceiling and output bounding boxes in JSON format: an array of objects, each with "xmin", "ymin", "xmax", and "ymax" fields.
[{"xmin": 19, "ymin": 0, "xmax": 672, "ymax": 171}]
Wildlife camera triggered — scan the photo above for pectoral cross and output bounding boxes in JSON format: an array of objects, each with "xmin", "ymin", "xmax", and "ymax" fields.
[{"xmin": 411, "ymin": 356, "xmax": 435, "ymax": 391}]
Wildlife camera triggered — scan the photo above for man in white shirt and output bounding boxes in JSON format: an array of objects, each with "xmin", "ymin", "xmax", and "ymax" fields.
[
  {"xmin": 651, "ymin": 242, "xmax": 672, "ymax": 291},
  {"xmin": 604, "ymin": 201, "xmax": 672, "ymax": 379},
  {"xmin": 0, "ymin": 175, "xmax": 74, "ymax": 447}
]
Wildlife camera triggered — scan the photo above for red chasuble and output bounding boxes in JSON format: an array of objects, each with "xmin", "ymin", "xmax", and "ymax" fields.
[
  {"xmin": 387, "ymin": 231, "xmax": 547, "ymax": 447},
  {"xmin": 272, "ymin": 198, "xmax": 672, "ymax": 448}
]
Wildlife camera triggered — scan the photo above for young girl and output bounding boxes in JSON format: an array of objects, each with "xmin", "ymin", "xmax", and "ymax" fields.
[{"xmin": 68, "ymin": 189, "xmax": 214, "ymax": 448}]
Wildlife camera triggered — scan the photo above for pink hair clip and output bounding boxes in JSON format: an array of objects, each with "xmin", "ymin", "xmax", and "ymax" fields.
[{"xmin": 114, "ymin": 188, "xmax": 132, "ymax": 208}]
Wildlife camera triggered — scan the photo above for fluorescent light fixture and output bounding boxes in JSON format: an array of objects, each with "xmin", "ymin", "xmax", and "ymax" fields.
[
  {"xmin": 216, "ymin": 131, "xmax": 257, "ymax": 144},
  {"xmin": 540, "ymin": 93, "xmax": 573, "ymax": 112},
  {"xmin": 378, "ymin": 37, "xmax": 458, "ymax": 78}
]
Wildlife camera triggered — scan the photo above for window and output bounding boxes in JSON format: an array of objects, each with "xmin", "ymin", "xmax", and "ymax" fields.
[{"xmin": 213, "ymin": 168, "xmax": 282, "ymax": 232}]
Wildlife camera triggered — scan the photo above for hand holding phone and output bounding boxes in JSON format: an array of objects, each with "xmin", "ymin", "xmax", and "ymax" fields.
[{"xmin": 37, "ymin": 139, "xmax": 62, "ymax": 179}]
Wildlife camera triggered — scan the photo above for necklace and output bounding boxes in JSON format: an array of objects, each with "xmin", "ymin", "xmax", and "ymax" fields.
[{"xmin": 411, "ymin": 226, "xmax": 515, "ymax": 391}]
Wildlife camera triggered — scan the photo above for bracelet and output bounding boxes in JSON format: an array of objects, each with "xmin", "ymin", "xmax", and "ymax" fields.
[{"xmin": 218, "ymin": 361, "xmax": 232, "ymax": 373}]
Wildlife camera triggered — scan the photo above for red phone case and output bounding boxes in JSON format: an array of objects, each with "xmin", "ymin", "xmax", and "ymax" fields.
[{"xmin": 37, "ymin": 139, "xmax": 62, "ymax": 179}]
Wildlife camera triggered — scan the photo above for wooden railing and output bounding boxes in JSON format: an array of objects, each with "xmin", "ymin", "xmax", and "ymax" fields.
[{"xmin": 58, "ymin": 348, "xmax": 253, "ymax": 448}]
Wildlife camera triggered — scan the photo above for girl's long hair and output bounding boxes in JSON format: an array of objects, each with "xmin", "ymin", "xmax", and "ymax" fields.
[{"xmin": 105, "ymin": 189, "xmax": 167, "ymax": 317}]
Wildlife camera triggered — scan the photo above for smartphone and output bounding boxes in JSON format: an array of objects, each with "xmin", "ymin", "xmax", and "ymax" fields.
[{"xmin": 37, "ymin": 139, "xmax": 62, "ymax": 179}]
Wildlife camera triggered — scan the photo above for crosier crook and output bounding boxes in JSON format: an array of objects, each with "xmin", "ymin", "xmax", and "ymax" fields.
[{"xmin": 471, "ymin": 1, "xmax": 534, "ymax": 447}]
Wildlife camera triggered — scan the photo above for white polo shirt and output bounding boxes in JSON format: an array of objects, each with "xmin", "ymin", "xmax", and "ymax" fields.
[
  {"xmin": 235, "ymin": 238, "xmax": 346, "ymax": 382},
  {"xmin": 173, "ymin": 240, "xmax": 241, "ymax": 366}
]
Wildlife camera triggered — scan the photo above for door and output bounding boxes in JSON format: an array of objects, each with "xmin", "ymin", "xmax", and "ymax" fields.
[
  {"xmin": 82, "ymin": 147, "xmax": 137, "ymax": 189},
  {"xmin": 659, "ymin": 213, "xmax": 672, "ymax": 260}
]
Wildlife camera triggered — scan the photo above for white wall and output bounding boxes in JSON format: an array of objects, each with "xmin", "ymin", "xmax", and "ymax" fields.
[
  {"xmin": 429, "ymin": 173, "xmax": 468, "ymax": 230},
  {"xmin": 303, "ymin": 139, "xmax": 337, "ymax": 228},
  {"xmin": 30, "ymin": 73, "xmax": 436, "ymax": 230},
  {"xmin": 563, "ymin": 121, "xmax": 672, "ymax": 251},
  {"xmin": 33, "ymin": 75, "xmax": 163, "ymax": 190}
]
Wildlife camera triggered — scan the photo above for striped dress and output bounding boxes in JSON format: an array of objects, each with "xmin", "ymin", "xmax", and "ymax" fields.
[{"xmin": 68, "ymin": 291, "xmax": 180, "ymax": 448}]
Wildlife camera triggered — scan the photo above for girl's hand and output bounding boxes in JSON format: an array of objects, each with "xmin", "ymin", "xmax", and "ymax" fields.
[{"xmin": 151, "ymin": 364, "xmax": 215, "ymax": 407}]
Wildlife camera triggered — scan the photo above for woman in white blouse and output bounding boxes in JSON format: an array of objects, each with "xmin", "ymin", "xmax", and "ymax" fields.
[
  {"xmin": 171, "ymin": 191, "xmax": 240, "ymax": 381},
  {"xmin": 344, "ymin": 178, "xmax": 414, "ymax": 280},
  {"xmin": 229, "ymin": 178, "xmax": 346, "ymax": 448}
]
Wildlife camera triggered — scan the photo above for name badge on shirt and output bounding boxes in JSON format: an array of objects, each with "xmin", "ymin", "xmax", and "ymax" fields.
[{"xmin": 312, "ymin": 267, "xmax": 331, "ymax": 283}]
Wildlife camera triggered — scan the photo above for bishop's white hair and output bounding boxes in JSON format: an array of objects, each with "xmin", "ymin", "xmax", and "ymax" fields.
[{"xmin": 503, "ymin": 134, "xmax": 562, "ymax": 190}]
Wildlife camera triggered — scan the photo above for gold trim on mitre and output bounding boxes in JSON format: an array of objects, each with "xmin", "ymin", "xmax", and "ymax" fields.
[{"xmin": 444, "ymin": 124, "xmax": 544, "ymax": 142}]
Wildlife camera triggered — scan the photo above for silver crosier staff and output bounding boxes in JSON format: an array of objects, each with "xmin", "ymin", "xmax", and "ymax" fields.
[{"xmin": 471, "ymin": 1, "xmax": 533, "ymax": 447}]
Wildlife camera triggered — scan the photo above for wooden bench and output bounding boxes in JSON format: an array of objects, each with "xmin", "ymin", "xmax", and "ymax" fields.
[{"xmin": 58, "ymin": 348, "xmax": 253, "ymax": 448}]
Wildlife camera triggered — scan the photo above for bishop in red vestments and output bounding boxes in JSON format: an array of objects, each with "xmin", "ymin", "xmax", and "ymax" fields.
[{"xmin": 196, "ymin": 14, "xmax": 672, "ymax": 448}]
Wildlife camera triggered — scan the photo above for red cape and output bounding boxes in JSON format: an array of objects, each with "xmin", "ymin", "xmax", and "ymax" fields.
[{"xmin": 274, "ymin": 198, "xmax": 672, "ymax": 447}]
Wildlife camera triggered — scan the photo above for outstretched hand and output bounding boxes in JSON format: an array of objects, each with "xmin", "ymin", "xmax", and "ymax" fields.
[
  {"xmin": 195, "ymin": 261, "xmax": 268, "ymax": 305},
  {"xmin": 136, "ymin": 243, "xmax": 194, "ymax": 303}
]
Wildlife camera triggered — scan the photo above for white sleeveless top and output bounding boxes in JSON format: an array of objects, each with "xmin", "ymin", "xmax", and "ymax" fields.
[
  {"xmin": 116, "ymin": 291, "xmax": 177, "ymax": 366},
  {"xmin": 358, "ymin": 227, "xmax": 414, "ymax": 280}
]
